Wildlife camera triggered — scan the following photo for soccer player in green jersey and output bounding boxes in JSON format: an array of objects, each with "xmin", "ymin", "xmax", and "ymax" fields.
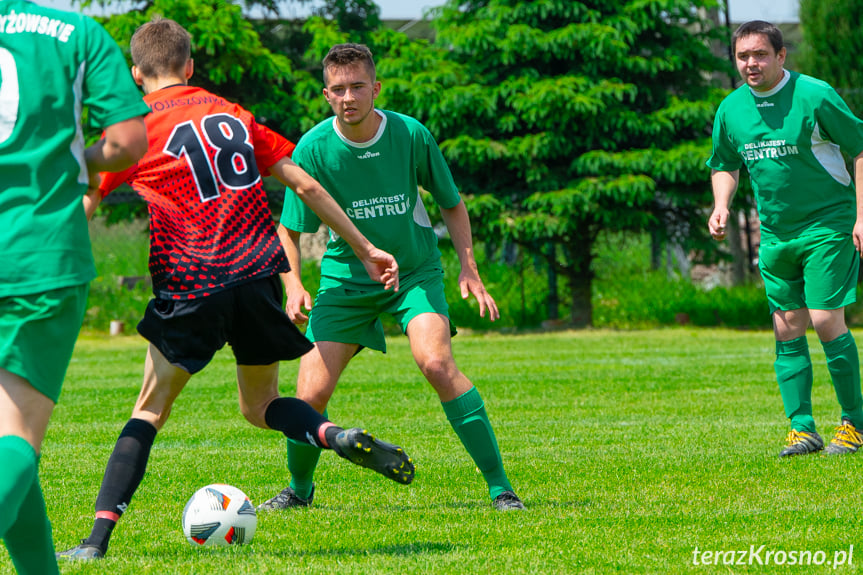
[
  {"xmin": 707, "ymin": 20, "xmax": 863, "ymax": 457},
  {"xmin": 0, "ymin": 1, "xmax": 149, "ymax": 573},
  {"xmin": 259, "ymin": 43, "xmax": 523, "ymax": 511}
]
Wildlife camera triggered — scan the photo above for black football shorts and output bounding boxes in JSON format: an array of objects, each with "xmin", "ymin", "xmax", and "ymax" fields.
[{"xmin": 137, "ymin": 275, "xmax": 313, "ymax": 374}]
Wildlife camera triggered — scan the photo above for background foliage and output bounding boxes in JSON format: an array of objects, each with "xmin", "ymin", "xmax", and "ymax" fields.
[
  {"xmin": 372, "ymin": 0, "xmax": 729, "ymax": 326},
  {"xmin": 798, "ymin": 0, "xmax": 863, "ymax": 117},
  {"xmin": 82, "ymin": 0, "xmax": 792, "ymax": 332},
  {"xmin": 85, "ymin": 219, "xmax": 777, "ymax": 333}
]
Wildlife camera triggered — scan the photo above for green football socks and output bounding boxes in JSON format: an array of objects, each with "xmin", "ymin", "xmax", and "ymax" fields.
[
  {"xmin": 775, "ymin": 336, "xmax": 815, "ymax": 433},
  {"xmin": 0, "ymin": 435, "xmax": 37, "ymax": 536},
  {"xmin": 286, "ymin": 409, "xmax": 327, "ymax": 500},
  {"xmin": 822, "ymin": 331, "xmax": 863, "ymax": 429},
  {"xmin": 442, "ymin": 386, "xmax": 513, "ymax": 500},
  {"xmin": 0, "ymin": 435, "xmax": 59, "ymax": 575}
]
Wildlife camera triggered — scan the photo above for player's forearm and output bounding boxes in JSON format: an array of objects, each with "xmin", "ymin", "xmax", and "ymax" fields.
[
  {"xmin": 83, "ymin": 187, "xmax": 102, "ymax": 221},
  {"xmin": 272, "ymin": 158, "xmax": 375, "ymax": 259},
  {"xmin": 297, "ymin": 186, "xmax": 374, "ymax": 258},
  {"xmin": 277, "ymin": 224, "xmax": 305, "ymax": 290},
  {"xmin": 441, "ymin": 200, "xmax": 481, "ymax": 277},
  {"xmin": 85, "ymin": 117, "xmax": 148, "ymax": 174},
  {"xmin": 710, "ymin": 169, "xmax": 739, "ymax": 209}
]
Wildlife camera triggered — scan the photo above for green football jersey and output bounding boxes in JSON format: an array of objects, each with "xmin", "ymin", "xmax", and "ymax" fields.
[
  {"xmin": 281, "ymin": 110, "xmax": 462, "ymax": 285},
  {"xmin": 0, "ymin": 1, "xmax": 149, "ymax": 297},
  {"xmin": 707, "ymin": 71, "xmax": 863, "ymax": 240}
]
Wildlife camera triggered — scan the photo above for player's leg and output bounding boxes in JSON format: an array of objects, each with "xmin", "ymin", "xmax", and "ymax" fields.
[
  {"xmin": 231, "ymin": 276, "xmax": 340, "ymax": 508},
  {"xmin": 812, "ymin": 308, "xmax": 863, "ymax": 453},
  {"xmin": 59, "ymin": 344, "xmax": 191, "ymax": 560},
  {"xmin": 0, "ymin": 370, "xmax": 53, "ymax": 534},
  {"xmin": 4, "ymin": 473, "xmax": 57, "ymax": 575},
  {"xmin": 227, "ymin": 277, "xmax": 411, "ymax": 510},
  {"xmin": 761, "ymin": 238, "xmax": 823, "ymax": 456},
  {"xmin": 0, "ymin": 284, "xmax": 88, "ymax": 574},
  {"xmin": 773, "ymin": 309, "xmax": 823, "ymax": 455},
  {"xmin": 236, "ymin": 358, "xmax": 413, "ymax": 489},
  {"xmin": 406, "ymin": 312, "xmax": 522, "ymax": 510},
  {"xmin": 0, "ymin": 370, "xmax": 59, "ymax": 575},
  {"xmin": 258, "ymin": 342, "xmax": 355, "ymax": 509},
  {"xmin": 806, "ymin": 234, "xmax": 863, "ymax": 454}
]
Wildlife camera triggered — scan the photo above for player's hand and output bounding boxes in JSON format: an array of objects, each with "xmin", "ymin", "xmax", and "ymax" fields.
[
  {"xmin": 284, "ymin": 285, "xmax": 312, "ymax": 325},
  {"xmin": 708, "ymin": 207, "xmax": 729, "ymax": 241},
  {"xmin": 853, "ymin": 218, "xmax": 863, "ymax": 256},
  {"xmin": 459, "ymin": 272, "xmax": 499, "ymax": 322},
  {"xmin": 360, "ymin": 248, "xmax": 399, "ymax": 292}
]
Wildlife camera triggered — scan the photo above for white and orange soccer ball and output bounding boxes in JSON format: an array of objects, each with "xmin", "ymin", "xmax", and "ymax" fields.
[{"xmin": 182, "ymin": 484, "xmax": 257, "ymax": 547}]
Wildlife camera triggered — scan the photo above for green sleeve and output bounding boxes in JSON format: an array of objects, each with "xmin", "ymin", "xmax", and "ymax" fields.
[
  {"xmin": 815, "ymin": 86, "xmax": 863, "ymax": 158},
  {"xmin": 415, "ymin": 122, "xmax": 461, "ymax": 209},
  {"xmin": 706, "ymin": 105, "xmax": 743, "ymax": 172},
  {"xmin": 280, "ymin": 143, "xmax": 322, "ymax": 233},
  {"xmin": 81, "ymin": 16, "xmax": 149, "ymax": 128}
]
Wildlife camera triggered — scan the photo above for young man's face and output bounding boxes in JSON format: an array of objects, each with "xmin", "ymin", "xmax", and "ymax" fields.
[
  {"xmin": 735, "ymin": 33, "xmax": 786, "ymax": 92},
  {"xmin": 323, "ymin": 63, "xmax": 381, "ymax": 129}
]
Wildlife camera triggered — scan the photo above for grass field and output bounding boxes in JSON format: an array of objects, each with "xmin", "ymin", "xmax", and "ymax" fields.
[{"xmin": 4, "ymin": 328, "xmax": 863, "ymax": 574}]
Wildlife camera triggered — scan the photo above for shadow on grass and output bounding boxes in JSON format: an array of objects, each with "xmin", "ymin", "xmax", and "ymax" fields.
[
  {"xmin": 445, "ymin": 498, "xmax": 589, "ymax": 510},
  {"xmin": 294, "ymin": 541, "xmax": 461, "ymax": 558},
  {"xmin": 272, "ymin": 496, "xmax": 590, "ymax": 514}
]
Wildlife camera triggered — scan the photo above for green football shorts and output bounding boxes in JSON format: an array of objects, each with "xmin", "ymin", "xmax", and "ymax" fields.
[
  {"xmin": 759, "ymin": 232, "xmax": 859, "ymax": 314},
  {"xmin": 0, "ymin": 283, "xmax": 89, "ymax": 403},
  {"xmin": 306, "ymin": 266, "xmax": 451, "ymax": 353}
]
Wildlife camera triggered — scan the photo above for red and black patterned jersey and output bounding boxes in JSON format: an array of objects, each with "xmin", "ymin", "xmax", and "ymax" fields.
[{"xmin": 101, "ymin": 85, "xmax": 293, "ymax": 300}]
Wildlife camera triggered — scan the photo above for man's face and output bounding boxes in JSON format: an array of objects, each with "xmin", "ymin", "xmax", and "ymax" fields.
[
  {"xmin": 323, "ymin": 63, "xmax": 380, "ymax": 128},
  {"xmin": 735, "ymin": 33, "xmax": 786, "ymax": 92}
]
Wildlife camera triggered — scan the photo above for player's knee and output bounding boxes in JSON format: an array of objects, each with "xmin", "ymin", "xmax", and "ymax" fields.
[
  {"xmin": 418, "ymin": 354, "xmax": 457, "ymax": 383},
  {"xmin": 811, "ymin": 309, "xmax": 847, "ymax": 341},
  {"xmin": 239, "ymin": 401, "xmax": 268, "ymax": 429}
]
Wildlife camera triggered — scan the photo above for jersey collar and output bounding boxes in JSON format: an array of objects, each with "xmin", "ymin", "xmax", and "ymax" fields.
[
  {"xmin": 332, "ymin": 110, "xmax": 387, "ymax": 149},
  {"xmin": 750, "ymin": 69, "xmax": 790, "ymax": 98}
]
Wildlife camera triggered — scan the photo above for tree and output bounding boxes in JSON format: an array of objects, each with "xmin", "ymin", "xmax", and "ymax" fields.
[
  {"xmin": 373, "ymin": 0, "xmax": 728, "ymax": 326},
  {"xmin": 798, "ymin": 0, "xmax": 863, "ymax": 117},
  {"xmin": 86, "ymin": 0, "xmax": 308, "ymax": 221},
  {"xmin": 98, "ymin": 0, "xmax": 302, "ymax": 135},
  {"xmin": 313, "ymin": 0, "xmax": 380, "ymax": 39}
]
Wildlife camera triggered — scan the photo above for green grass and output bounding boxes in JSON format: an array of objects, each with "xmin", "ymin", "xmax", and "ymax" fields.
[{"xmin": 7, "ymin": 329, "xmax": 863, "ymax": 574}]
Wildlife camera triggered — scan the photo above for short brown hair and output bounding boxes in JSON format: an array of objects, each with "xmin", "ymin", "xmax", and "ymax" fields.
[
  {"xmin": 130, "ymin": 17, "xmax": 191, "ymax": 78},
  {"xmin": 732, "ymin": 20, "xmax": 784, "ymax": 55},
  {"xmin": 322, "ymin": 43, "xmax": 376, "ymax": 84}
]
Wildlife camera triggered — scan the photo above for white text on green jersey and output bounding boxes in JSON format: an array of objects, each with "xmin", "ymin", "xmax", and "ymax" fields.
[
  {"xmin": 347, "ymin": 194, "xmax": 410, "ymax": 220},
  {"xmin": 0, "ymin": 10, "xmax": 75, "ymax": 42},
  {"xmin": 741, "ymin": 139, "xmax": 799, "ymax": 162}
]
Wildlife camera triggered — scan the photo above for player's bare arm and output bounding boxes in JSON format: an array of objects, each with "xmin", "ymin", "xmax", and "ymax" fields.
[
  {"xmin": 854, "ymin": 152, "xmax": 863, "ymax": 255},
  {"xmin": 83, "ymin": 186, "xmax": 103, "ymax": 221},
  {"xmin": 84, "ymin": 116, "xmax": 148, "ymax": 174},
  {"xmin": 440, "ymin": 200, "xmax": 499, "ymax": 322},
  {"xmin": 277, "ymin": 224, "xmax": 312, "ymax": 324},
  {"xmin": 270, "ymin": 157, "xmax": 399, "ymax": 291},
  {"xmin": 708, "ymin": 169, "xmax": 740, "ymax": 241}
]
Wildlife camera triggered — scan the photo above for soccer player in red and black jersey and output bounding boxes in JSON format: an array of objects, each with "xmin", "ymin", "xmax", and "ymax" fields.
[{"xmin": 58, "ymin": 18, "xmax": 414, "ymax": 561}]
